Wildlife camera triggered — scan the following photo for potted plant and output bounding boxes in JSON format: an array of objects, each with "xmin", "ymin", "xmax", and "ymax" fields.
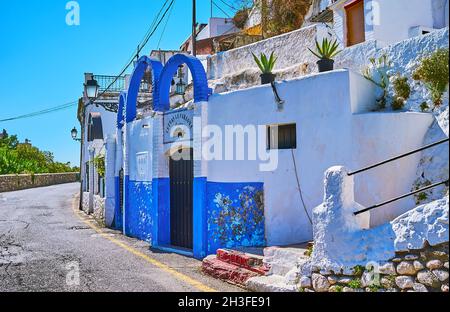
[
  {"xmin": 253, "ymin": 52, "xmax": 278, "ymax": 84},
  {"xmin": 309, "ymin": 38, "xmax": 341, "ymax": 73}
]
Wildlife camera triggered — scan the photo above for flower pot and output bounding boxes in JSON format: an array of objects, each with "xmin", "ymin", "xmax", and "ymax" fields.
[
  {"xmin": 260, "ymin": 73, "xmax": 276, "ymax": 85},
  {"xmin": 317, "ymin": 59, "xmax": 334, "ymax": 73}
]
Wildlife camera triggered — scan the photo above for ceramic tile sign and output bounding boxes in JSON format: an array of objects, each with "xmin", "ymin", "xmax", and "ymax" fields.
[
  {"xmin": 163, "ymin": 109, "xmax": 194, "ymax": 144},
  {"xmin": 136, "ymin": 152, "xmax": 150, "ymax": 181}
]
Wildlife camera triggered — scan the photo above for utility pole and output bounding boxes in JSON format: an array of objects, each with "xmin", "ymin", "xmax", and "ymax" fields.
[{"xmin": 192, "ymin": 0, "xmax": 197, "ymax": 56}]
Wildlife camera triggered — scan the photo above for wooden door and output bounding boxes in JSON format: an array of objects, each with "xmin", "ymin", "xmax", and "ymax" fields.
[{"xmin": 346, "ymin": 0, "xmax": 365, "ymax": 47}]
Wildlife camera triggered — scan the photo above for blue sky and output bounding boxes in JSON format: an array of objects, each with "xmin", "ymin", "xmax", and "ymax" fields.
[{"xmin": 0, "ymin": 0, "xmax": 233, "ymax": 166}]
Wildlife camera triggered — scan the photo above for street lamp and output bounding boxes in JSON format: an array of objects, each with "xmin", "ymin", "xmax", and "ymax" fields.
[
  {"xmin": 71, "ymin": 127, "xmax": 81, "ymax": 142},
  {"xmin": 84, "ymin": 76, "xmax": 99, "ymax": 100}
]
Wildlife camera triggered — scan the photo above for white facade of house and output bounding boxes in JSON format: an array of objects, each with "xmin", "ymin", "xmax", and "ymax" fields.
[{"xmin": 322, "ymin": 0, "xmax": 449, "ymax": 47}]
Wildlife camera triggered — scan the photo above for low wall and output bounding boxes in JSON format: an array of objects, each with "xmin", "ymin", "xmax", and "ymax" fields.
[{"xmin": 0, "ymin": 173, "xmax": 80, "ymax": 193}]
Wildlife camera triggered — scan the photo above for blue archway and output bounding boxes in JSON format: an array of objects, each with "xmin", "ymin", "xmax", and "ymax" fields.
[
  {"xmin": 157, "ymin": 54, "xmax": 211, "ymax": 112},
  {"xmin": 125, "ymin": 56, "xmax": 163, "ymax": 123},
  {"xmin": 117, "ymin": 91, "xmax": 126, "ymax": 129}
]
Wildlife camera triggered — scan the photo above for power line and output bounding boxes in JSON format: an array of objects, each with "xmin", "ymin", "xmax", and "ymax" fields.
[
  {"xmin": 212, "ymin": 0, "xmax": 231, "ymax": 18},
  {"xmin": 217, "ymin": 0, "xmax": 238, "ymax": 11},
  {"xmin": 0, "ymin": 101, "xmax": 78, "ymax": 123},
  {"xmin": 157, "ymin": 0, "xmax": 177, "ymax": 49},
  {"xmin": 1, "ymin": 0, "xmax": 176, "ymax": 124},
  {"xmin": 91, "ymin": 0, "xmax": 176, "ymax": 104}
]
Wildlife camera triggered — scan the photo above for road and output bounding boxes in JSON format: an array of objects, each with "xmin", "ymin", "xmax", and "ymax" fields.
[{"xmin": 0, "ymin": 183, "xmax": 242, "ymax": 292}]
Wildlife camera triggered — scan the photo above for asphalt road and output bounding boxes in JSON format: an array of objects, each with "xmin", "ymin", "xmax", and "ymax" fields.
[{"xmin": 0, "ymin": 183, "xmax": 242, "ymax": 292}]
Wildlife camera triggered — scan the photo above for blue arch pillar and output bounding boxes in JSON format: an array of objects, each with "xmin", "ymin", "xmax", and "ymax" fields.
[{"xmin": 123, "ymin": 56, "xmax": 163, "ymax": 239}]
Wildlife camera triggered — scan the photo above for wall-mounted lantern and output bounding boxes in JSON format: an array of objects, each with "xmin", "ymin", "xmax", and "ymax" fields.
[
  {"xmin": 71, "ymin": 127, "xmax": 81, "ymax": 142},
  {"xmin": 84, "ymin": 76, "xmax": 99, "ymax": 100}
]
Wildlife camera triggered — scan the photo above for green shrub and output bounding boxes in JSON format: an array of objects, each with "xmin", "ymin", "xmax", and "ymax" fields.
[
  {"xmin": 420, "ymin": 102, "xmax": 430, "ymax": 112},
  {"xmin": 352, "ymin": 265, "xmax": 365, "ymax": 276},
  {"xmin": 391, "ymin": 75, "xmax": 411, "ymax": 110},
  {"xmin": 363, "ymin": 55, "xmax": 392, "ymax": 109},
  {"xmin": 348, "ymin": 279, "xmax": 362, "ymax": 289},
  {"xmin": 413, "ymin": 48, "xmax": 449, "ymax": 106}
]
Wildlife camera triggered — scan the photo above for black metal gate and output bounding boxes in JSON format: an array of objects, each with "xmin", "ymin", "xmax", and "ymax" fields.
[
  {"xmin": 170, "ymin": 149, "xmax": 194, "ymax": 249},
  {"xmin": 119, "ymin": 169, "xmax": 124, "ymax": 213}
]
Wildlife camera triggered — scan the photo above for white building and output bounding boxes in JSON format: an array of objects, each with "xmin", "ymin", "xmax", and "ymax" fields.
[{"xmin": 306, "ymin": 0, "xmax": 449, "ymax": 47}]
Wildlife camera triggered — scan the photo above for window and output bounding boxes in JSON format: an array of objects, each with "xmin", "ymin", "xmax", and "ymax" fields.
[{"xmin": 268, "ymin": 124, "xmax": 297, "ymax": 150}]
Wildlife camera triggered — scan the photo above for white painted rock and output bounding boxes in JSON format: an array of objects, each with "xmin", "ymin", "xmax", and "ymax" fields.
[
  {"xmin": 299, "ymin": 276, "xmax": 312, "ymax": 288},
  {"xmin": 417, "ymin": 270, "xmax": 440, "ymax": 288},
  {"xmin": 395, "ymin": 276, "xmax": 414, "ymax": 289},
  {"xmin": 379, "ymin": 262, "xmax": 396, "ymax": 275},
  {"xmin": 396, "ymin": 261, "xmax": 417, "ymax": 275},
  {"xmin": 432, "ymin": 269, "xmax": 449, "ymax": 282},
  {"xmin": 413, "ymin": 283, "xmax": 428, "ymax": 292},
  {"xmin": 312, "ymin": 273, "xmax": 330, "ymax": 292},
  {"xmin": 426, "ymin": 260, "xmax": 443, "ymax": 270},
  {"xmin": 413, "ymin": 260, "xmax": 425, "ymax": 271}
]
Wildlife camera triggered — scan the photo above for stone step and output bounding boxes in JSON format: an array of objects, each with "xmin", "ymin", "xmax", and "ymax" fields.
[
  {"xmin": 202, "ymin": 255, "xmax": 261, "ymax": 287},
  {"xmin": 216, "ymin": 249, "xmax": 268, "ymax": 275},
  {"xmin": 246, "ymin": 275, "xmax": 298, "ymax": 292},
  {"xmin": 264, "ymin": 245, "xmax": 310, "ymax": 276}
]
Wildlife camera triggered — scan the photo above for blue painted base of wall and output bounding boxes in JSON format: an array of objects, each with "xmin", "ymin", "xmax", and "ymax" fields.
[
  {"xmin": 114, "ymin": 176, "xmax": 123, "ymax": 231},
  {"xmin": 117, "ymin": 175, "xmax": 265, "ymax": 260},
  {"xmin": 124, "ymin": 180, "xmax": 154, "ymax": 243},
  {"xmin": 206, "ymin": 182, "xmax": 266, "ymax": 256}
]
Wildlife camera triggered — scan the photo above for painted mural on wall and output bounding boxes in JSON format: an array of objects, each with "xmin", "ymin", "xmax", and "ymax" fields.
[
  {"xmin": 207, "ymin": 182, "xmax": 266, "ymax": 255},
  {"xmin": 125, "ymin": 181, "xmax": 154, "ymax": 243}
]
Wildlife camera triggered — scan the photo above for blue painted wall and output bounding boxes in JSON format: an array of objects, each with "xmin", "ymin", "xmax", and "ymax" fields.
[
  {"xmin": 206, "ymin": 182, "xmax": 266, "ymax": 255},
  {"xmin": 124, "ymin": 181, "xmax": 154, "ymax": 243},
  {"xmin": 114, "ymin": 176, "xmax": 123, "ymax": 231},
  {"xmin": 153, "ymin": 178, "xmax": 170, "ymax": 247}
]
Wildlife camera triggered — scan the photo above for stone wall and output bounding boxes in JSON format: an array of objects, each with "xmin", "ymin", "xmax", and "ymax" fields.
[
  {"xmin": 0, "ymin": 173, "xmax": 79, "ymax": 193},
  {"xmin": 300, "ymin": 242, "xmax": 449, "ymax": 292}
]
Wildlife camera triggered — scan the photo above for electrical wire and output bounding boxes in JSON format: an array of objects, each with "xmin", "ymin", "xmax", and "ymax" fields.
[
  {"xmin": 291, "ymin": 149, "xmax": 313, "ymax": 225},
  {"xmin": 0, "ymin": 101, "xmax": 78, "ymax": 123},
  {"xmin": 217, "ymin": 0, "xmax": 238, "ymax": 11},
  {"xmin": 157, "ymin": 0, "xmax": 177, "ymax": 49},
  {"xmin": 212, "ymin": 0, "xmax": 232, "ymax": 18},
  {"xmin": 91, "ymin": 0, "xmax": 176, "ymax": 104},
  {"xmin": 1, "ymin": 0, "xmax": 175, "ymax": 124}
]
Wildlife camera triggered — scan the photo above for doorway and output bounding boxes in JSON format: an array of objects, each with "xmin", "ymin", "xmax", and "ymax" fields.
[{"xmin": 169, "ymin": 148, "xmax": 194, "ymax": 250}]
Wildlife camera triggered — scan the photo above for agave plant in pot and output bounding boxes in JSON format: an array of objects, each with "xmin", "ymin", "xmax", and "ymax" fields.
[
  {"xmin": 309, "ymin": 38, "xmax": 341, "ymax": 73},
  {"xmin": 253, "ymin": 52, "xmax": 277, "ymax": 84}
]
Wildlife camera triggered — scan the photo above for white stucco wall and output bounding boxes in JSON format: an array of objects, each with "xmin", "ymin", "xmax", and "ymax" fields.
[
  {"xmin": 305, "ymin": 166, "xmax": 449, "ymax": 275},
  {"xmin": 127, "ymin": 117, "xmax": 154, "ymax": 182},
  {"xmin": 205, "ymin": 70, "xmax": 433, "ymax": 245}
]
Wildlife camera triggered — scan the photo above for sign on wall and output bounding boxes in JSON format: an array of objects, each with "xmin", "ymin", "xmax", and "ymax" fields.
[
  {"xmin": 163, "ymin": 109, "xmax": 194, "ymax": 144},
  {"xmin": 136, "ymin": 152, "xmax": 150, "ymax": 181}
]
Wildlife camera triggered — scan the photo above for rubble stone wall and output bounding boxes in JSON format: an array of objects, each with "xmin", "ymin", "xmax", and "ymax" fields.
[
  {"xmin": 300, "ymin": 242, "xmax": 449, "ymax": 292},
  {"xmin": 0, "ymin": 173, "xmax": 79, "ymax": 193}
]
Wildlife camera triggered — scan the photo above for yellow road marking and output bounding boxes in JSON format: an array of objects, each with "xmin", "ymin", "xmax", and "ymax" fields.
[{"xmin": 71, "ymin": 197, "xmax": 217, "ymax": 292}]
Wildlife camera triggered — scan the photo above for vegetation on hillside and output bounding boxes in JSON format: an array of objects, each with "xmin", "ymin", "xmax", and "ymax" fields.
[{"xmin": 0, "ymin": 130, "xmax": 78, "ymax": 175}]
